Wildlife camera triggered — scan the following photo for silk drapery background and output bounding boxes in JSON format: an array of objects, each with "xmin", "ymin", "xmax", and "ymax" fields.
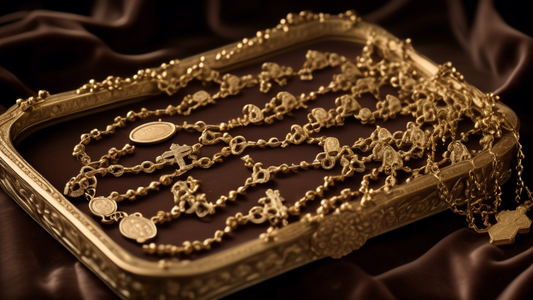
[{"xmin": 1, "ymin": 1, "xmax": 532, "ymax": 299}]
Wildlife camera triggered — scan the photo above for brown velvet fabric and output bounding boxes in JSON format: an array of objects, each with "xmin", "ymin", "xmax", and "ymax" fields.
[{"xmin": 1, "ymin": 1, "xmax": 532, "ymax": 299}]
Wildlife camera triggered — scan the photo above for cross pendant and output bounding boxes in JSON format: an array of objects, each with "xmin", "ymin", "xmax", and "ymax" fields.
[
  {"xmin": 170, "ymin": 144, "xmax": 192, "ymax": 169},
  {"xmin": 488, "ymin": 206, "xmax": 531, "ymax": 246}
]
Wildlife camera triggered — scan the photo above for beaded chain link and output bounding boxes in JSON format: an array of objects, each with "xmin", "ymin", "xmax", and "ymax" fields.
[{"xmin": 64, "ymin": 36, "xmax": 531, "ymax": 256}]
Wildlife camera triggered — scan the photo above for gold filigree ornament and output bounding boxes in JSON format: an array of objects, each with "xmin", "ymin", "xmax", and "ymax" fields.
[{"xmin": 58, "ymin": 13, "xmax": 531, "ymax": 261}]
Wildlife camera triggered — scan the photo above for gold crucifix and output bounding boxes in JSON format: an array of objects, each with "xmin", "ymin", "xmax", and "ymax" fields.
[
  {"xmin": 488, "ymin": 206, "xmax": 532, "ymax": 246},
  {"xmin": 157, "ymin": 143, "xmax": 192, "ymax": 170}
]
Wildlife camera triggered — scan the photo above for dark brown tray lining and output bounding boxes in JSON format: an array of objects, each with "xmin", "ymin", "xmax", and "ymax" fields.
[{"xmin": 16, "ymin": 40, "xmax": 481, "ymax": 262}]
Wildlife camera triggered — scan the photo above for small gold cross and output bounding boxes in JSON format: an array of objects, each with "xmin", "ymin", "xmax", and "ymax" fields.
[
  {"xmin": 488, "ymin": 206, "xmax": 531, "ymax": 246},
  {"xmin": 158, "ymin": 143, "xmax": 192, "ymax": 170}
]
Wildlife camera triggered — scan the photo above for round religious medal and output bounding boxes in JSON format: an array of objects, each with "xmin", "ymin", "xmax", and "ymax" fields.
[
  {"xmin": 129, "ymin": 121, "xmax": 177, "ymax": 144},
  {"xmin": 119, "ymin": 213, "xmax": 157, "ymax": 243},
  {"xmin": 88, "ymin": 197, "xmax": 117, "ymax": 217}
]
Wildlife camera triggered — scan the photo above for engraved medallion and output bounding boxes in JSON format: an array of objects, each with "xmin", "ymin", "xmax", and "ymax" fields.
[
  {"xmin": 488, "ymin": 206, "xmax": 532, "ymax": 246},
  {"xmin": 119, "ymin": 213, "xmax": 157, "ymax": 243},
  {"xmin": 129, "ymin": 121, "xmax": 177, "ymax": 144},
  {"xmin": 88, "ymin": 197, "xmax": 117, "ymax": 217}
]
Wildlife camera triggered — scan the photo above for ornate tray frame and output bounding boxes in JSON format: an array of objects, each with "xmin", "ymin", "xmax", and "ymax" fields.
[{"xmin": 0, "ymin": 11, "xmax": 519, "ymax": 300}]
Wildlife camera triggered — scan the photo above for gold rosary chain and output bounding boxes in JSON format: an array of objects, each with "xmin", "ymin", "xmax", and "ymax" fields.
[{"xmin": 64, "ymin": 36, "xmax": 526, "ymax": 255}]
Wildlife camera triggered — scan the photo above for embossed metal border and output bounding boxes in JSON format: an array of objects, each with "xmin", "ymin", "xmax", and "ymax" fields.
[{"xmin": 0, "ymin": 11, "xmax": 519, "ymax": 300}]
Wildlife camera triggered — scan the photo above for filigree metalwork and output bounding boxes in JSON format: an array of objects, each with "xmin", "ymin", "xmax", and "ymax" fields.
[
  {"xmin": 63, "ymin": 22, "xmax": 529, "ymax": 257},
  {"xmin": 311, "ymin": 204, "xmax": 370, "ymax": 259}
]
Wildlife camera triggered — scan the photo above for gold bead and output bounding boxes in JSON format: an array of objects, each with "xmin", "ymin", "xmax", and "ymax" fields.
[
  {"xmin": 192, "ymin": 241, "xmax": 203, "ymax": 251},
  {"xmin": 156, "ymin": 244, "xmax": 166, "ymax": 255},
  {"xmin": 214, "ymin": 230, "xmax": 224, "ymax": 239},
  {"xmin": 149, "ymin": 182, "xmax": 161, "ymax": 190},
  {"xmin": 125, "ymin": 189, "xmax": 136, "ymax": 199},
  {"xmin": 305, "ymin": 191, "xmax": 316, "ymax": 200},
  {"xmin": 170, "ymin": 246, "xmax": 179, "ymax": 255},
  {"xmin": 226, "ymin": 217, "xmax": 237, "ymax": 228},
  {"xmin": 144, "ymin": 243, "xmax": 157, "ymax": 254},
  {"xmin": 136, "ymin": 187, "xmax": 147, "ymax": 196},
  {"xmin": 126, "ymin": 111, "xmax": 136, "ymax": 121},
  {"xmin": 228, "ymin": 191, "xmax": 237, "ymax": 201},
  {"xmin": 203, "ymin": 240, "xmax": 212, "ymax": 250}
]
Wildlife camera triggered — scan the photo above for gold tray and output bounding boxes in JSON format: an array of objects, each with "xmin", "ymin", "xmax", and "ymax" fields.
[{"xmin": 0, "ymin": 11, "xmax": 519, "ymax": 300}]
